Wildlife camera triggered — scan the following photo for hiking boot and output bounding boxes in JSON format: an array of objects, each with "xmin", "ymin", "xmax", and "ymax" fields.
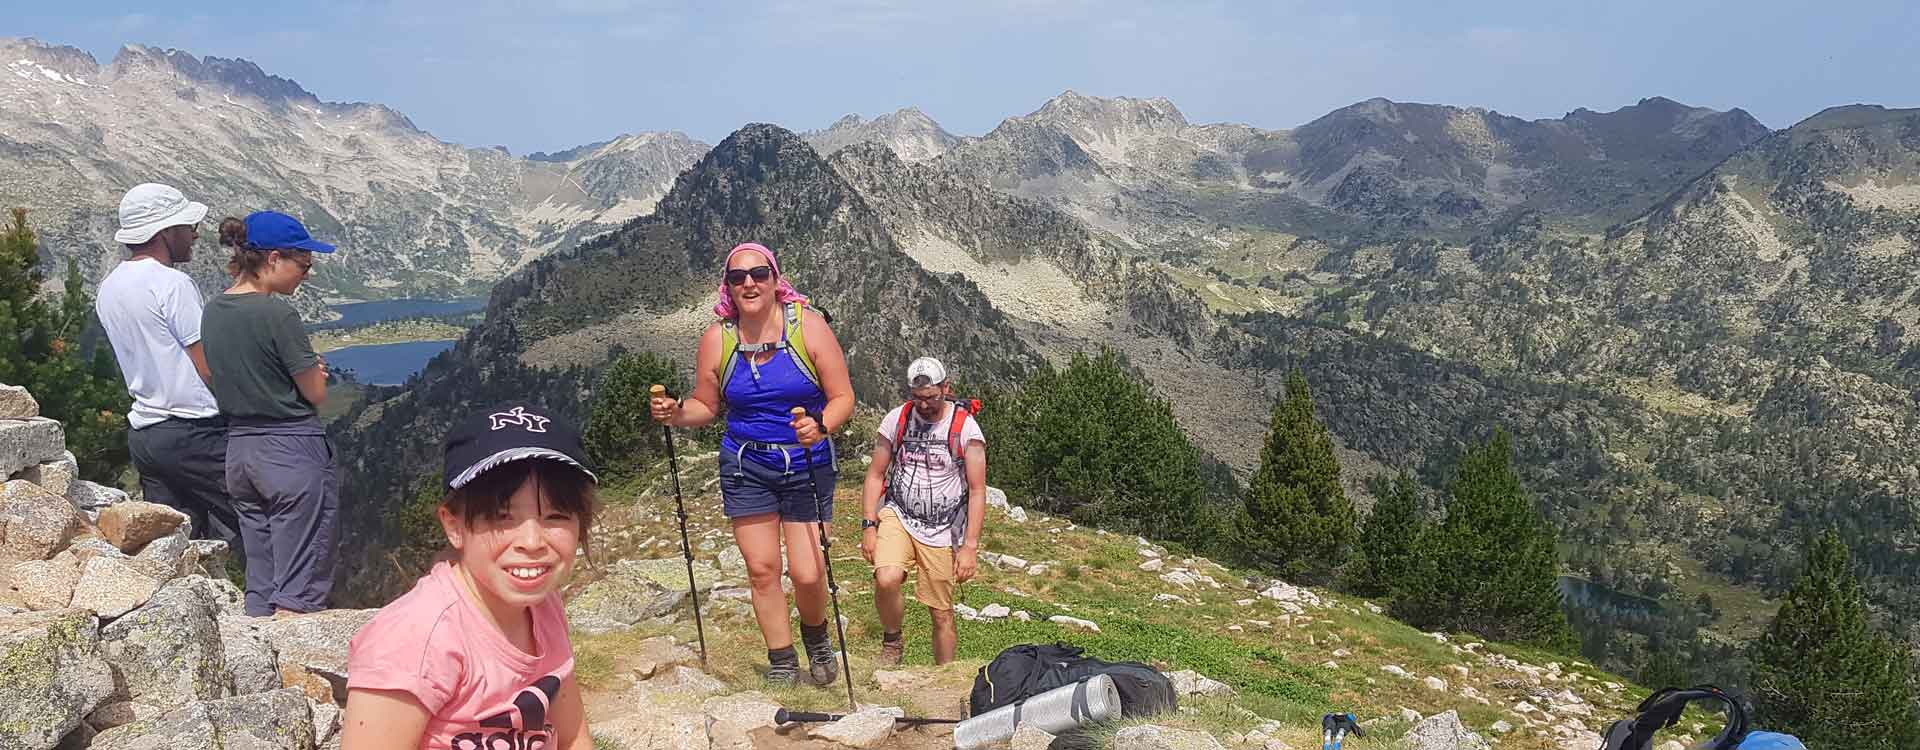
[
  {"xmin": 877, "ymin": 637, "xmax": 904, "ymax": 666},
  {"xmin": 766, "ymin": 646, "xmax": 801, "ymax": 688},
  {"xmin": 801, "ymin": 620, "xmax": 838, "ymax": 686}
]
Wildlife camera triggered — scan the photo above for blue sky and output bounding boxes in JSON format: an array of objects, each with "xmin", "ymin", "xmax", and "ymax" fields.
[{"xmin": 13, "ymin": 0, "xmax": 1918, "ymax": 154}]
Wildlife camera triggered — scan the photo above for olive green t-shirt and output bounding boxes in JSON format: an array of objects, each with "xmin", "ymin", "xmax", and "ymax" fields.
[{"xmin": 201, "ymin": 292, "xmax": 319, "ymax": 420}]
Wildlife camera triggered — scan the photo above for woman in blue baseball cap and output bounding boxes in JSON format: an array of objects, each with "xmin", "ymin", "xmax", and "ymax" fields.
[{"xmin": 200, "ymin": 210, "xmax": 340, "ymax": 618}]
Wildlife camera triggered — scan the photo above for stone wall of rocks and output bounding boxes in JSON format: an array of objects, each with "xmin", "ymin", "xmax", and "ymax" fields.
[{"xmin": 0, "ymin": 383, "xmax": 373, "ymax": 750}]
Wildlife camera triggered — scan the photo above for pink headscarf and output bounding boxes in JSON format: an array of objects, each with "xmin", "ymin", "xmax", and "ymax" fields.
[{"xmin": 713, "ymin": 242, "xmax": 809, "ymax": 319}]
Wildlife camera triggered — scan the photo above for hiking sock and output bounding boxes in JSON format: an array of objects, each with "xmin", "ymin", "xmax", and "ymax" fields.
[
  {"xmin": 882, "ymin": 630, "xmax": 902, "ymax": 645},
  {"xmin": 801, "ymin": 620, "xmax": 838, "ymax": 685},
  {"xmin": 766, "ymin": 645, "xmax": 800, "ymax": 685}
]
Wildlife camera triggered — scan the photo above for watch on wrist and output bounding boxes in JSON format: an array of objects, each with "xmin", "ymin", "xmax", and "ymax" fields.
[{"xmin": 862, "ymin": 518, "xmax": 880, "ymax": 530}]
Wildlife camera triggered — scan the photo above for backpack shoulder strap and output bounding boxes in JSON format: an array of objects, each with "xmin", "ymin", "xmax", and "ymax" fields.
[
  {"xmin": 947, "ymin": 402, "xmax": 971, "ymax": 470},
  {"xmin": 717, "ymin": 319, "xmax": 741, "ymax": 395},
  {"xmin": 891, "ymin": 404, "xmax": 913, "ymax": 461},
  {"xmin": 782, "ymin": 302, "xmax": 822, "ymax": 391}
]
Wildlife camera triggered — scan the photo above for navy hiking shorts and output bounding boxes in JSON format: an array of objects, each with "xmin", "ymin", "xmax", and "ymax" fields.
[{"xmin": 718, "ymin": 449, "xmax": 836, "ymax": 522}]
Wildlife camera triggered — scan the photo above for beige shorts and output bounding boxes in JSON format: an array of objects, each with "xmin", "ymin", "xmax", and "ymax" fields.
[{"xmin": 875, "ymin": 508, "xmax": 957, "ymax": 610}]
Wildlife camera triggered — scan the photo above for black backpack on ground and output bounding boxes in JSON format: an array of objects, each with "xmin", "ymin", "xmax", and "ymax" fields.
[{"xmin": 968, "ymin": 642, "xmax": 1177, "ymax": 719}]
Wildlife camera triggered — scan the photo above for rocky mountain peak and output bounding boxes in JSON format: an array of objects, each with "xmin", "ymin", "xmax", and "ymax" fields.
[
  {"xmin": 1031, "ymin": 89, "xmax": 1189, "ymax": 132},
  {"xmin": 801, "ymin": 106, "xmax": 960, "ymax": 163},
  {"xmin": 1, "ymin": 37, "xmax": 101, "ymax": 82},
  {"xmin": 106, "ymin": 44, "xmax": 318, "ymax": 105}
]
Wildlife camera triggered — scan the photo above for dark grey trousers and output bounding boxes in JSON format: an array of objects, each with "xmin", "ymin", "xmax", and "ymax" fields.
[
  {"xmin": 225, "ymin": 417, "xmax": 339, "ymax": 617},
  {"xmin": 127, "ymin": 416, "xmax": 242, "ymax": 549}
]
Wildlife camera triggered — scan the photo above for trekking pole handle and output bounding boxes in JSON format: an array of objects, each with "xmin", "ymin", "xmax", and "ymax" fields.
[{"xmin": 774, "ymin": 708, "xmax": 842, "ymax": 724}]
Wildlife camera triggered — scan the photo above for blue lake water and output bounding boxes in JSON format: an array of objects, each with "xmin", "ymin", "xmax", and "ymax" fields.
[
  {"xmin": 324, "ymin": 340, "xmax": 457, "ymax": 386},
  {"xmin": 317, "ymin": 298, "xmax": 484, "ymax": 330}
]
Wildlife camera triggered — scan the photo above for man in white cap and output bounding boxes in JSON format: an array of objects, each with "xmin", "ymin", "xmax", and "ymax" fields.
[
  {"xmin": 859, "ymin": 356, "xmax": 986, "ymax": 666},
  {"xmin": 95, "ymin": 183, "xmax": 239, "ymax": 549}
]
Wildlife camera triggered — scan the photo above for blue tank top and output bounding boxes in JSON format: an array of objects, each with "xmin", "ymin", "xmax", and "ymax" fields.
[{"xmin": 720, "ymin": 336, "xmax": 831, "ymax": 469}]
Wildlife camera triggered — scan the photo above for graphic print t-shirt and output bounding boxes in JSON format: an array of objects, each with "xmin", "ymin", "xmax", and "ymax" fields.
[
  {"xmin": 877, "ymin": 403, "xmax": 985, "ymax": 547},
  {"xmin": 347, "ymin": 561, "xmax": 575, "ymax": 749}
]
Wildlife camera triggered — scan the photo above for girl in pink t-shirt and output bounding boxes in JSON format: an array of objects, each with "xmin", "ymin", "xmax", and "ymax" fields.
[{"xmin": 342, "ymin": 405, "xmax": 600, "ymax": 750}]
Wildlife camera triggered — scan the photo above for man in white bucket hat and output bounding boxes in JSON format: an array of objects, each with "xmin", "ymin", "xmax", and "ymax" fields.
[{"xmin": 95, "ymin": 183, "xmax": 240, "ymax": 550}]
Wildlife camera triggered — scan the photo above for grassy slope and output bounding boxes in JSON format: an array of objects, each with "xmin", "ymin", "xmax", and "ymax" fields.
[{"xmin": 567, "ymin": 438, "xmax": 1694, "ymax": 750}]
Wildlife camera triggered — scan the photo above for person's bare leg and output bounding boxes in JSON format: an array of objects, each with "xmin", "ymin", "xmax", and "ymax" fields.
[
  {"xmin": 732, "ymin": 513, "xmax": 793, "ymax": 649},
  {"xmin": 782, "ymin": 520, "xmax": 828, "ymax": 625},
  {"xmin": 874, "ymin": 566, "xmax": 907, "ymax": 634},
  {"xmin": 929, "ymin": 607, "xmax": 957, "ymax": 665}
]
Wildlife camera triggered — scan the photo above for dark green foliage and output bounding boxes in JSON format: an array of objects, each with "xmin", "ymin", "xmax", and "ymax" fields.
[
  {"xmin": 0, "ymin": 209, "xmax": 131, "ymax": 481},
  {"xmin": 1239, "ymin": 370, "xmax": 1354, "ymax": 582},
  {"xmin": 1747, "ymin": 529, "xmax": 1920, "ymax": 749},
  {"xmin": 991, "ymin": 348, "xmax": 1221, "ymax": 548},
  {"xmin": 1391, "ymin": 430, "xmax": 1578, "ymax": 652},
  {"xmin": 1342, "ymin": 472, "xmax": 1421, "ymax": 598},
  {"xmin": 583, "ymin": 350, "xmax": 692, "ymax": 479}
]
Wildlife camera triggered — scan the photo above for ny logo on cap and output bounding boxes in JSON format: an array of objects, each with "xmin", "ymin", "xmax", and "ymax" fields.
[{"xmin": 489, "ymin": 406, "xmax": 551, "ymax": 433}]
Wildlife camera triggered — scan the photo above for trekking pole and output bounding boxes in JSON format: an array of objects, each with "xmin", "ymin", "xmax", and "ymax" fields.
[
  {"xmin": 652, "ymin": 385, "xmax": 708, "ymax": 668},
  {"xmin": 793, "ymin": 406, "xmax": 857, "ymax": 709},
  {"xmin": 774, "ymin": 708, "xmax": 960, "ymax": 726}
]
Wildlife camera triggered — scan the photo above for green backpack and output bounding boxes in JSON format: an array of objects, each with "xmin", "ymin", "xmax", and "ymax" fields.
[{"xmin": 717, "ymin": 301, "xmax": 822, "ymax": 394}]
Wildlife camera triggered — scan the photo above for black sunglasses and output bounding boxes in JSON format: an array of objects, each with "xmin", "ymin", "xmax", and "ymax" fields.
[{"xmin": 725, "ymin": 265, "xmax": 775, "ymax": 286}]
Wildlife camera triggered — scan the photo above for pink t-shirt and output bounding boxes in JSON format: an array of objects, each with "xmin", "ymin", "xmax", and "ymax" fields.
[
  {"xmin": 347, "ymin": 561, "xmax": 575, "ymax": 750},
  {"xmin": 877, "ymin": 402, "xmax": 986, "ymax": 547}
]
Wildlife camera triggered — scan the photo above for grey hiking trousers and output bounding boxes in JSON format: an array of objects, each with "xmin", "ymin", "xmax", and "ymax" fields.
[{"xmin": 225, "ymin": 416, "xmax": 339, "ymax": 617}]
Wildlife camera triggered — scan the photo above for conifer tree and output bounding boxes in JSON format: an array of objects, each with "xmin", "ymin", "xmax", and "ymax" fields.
[
  {"xmin": 1748, "ymin": 529, "xmax": 1919, "ymax": 749},
  {"xmin": 1342, "ymin": 471, "xmax": 1421, "ymax": 598},
  {"xmin": 0, "ymin": 209, "xmax": 130, "ymax": 480},
  {"xmin": 1239, "ymin": 370, "xmax": 1354, "ymax": 582},
  {"xmin": 584, "ymin": 350, "xmax": 691, "ymax": 479},
  {"xmin": 1391, "ymin": 430, "xmax": 1576, "ymax": 651}
]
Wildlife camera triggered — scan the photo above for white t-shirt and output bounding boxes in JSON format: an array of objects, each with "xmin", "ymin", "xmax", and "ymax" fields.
[
  {"xmin": 877, "ymin": 402, "xmax": 986, "ymax": 548},
  {"xmin": 95, "ymin": 258, "xmax": 220, "ymax": 428}
]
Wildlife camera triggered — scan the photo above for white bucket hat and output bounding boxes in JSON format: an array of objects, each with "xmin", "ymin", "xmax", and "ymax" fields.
[{"xmin": 115, "ymin": 183, "xmax": 208, "ymax": 245}]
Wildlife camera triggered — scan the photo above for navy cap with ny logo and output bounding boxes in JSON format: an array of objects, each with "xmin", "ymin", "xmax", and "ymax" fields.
[{"xmin": 443, "ymin": 404, "xmax": 597, "ymax": 489}]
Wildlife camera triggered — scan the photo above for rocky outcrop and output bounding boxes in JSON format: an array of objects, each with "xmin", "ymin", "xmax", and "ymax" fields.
[{"xmin": 0, "ymin": 384, "xmax": 359, "ymax": 749}]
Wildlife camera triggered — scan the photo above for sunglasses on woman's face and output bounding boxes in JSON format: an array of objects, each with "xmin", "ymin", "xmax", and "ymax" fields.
[{"xmin": 725, "ymin": 265, "xmax": 774, "ymax": 286}]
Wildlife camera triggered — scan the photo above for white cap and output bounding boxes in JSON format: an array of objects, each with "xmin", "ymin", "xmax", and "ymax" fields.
[
  {"xmin": 907, "ymin": 356, "xmax": 947, "ymax": 387},
  {"xmin": 115, "ymin": 183, "xmax": 208, "ymax": 245}
]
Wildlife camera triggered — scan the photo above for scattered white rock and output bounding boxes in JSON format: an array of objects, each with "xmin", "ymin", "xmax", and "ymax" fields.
[
  {"xmin": 1113, "ymin": 724, "xmax": 1226, "ymax": 750},
  {"xmin": 1047, "ymin": 615, "xmax": 1100, "ymax": 632},
  {"xmin": 991, "ymin": 553, "xmax": 1029, "ymax": 570},
  {"xmin": 979, "ymin": 603, "xmax": 1010, "ymax": 620},
  {"xmin": 1007, "ymin": 507, "xmax": 1027, "ymax": 523},
  {"xmin": 1422, "ymin": 676, "xmax": 1448, "ymax": 692},
  {"xmin": 1160, "ymin": 570, "xmax": 1200, "ymax": 588},
  {"xmin": 1152, "ymin": 593, "xmax": 1187, "ymax": 604},
  {"xmin": 1381, "ymin": 665, "xmax": 1411, "ymax": 678},
  {"xmin": 1404, "ymin": 710, "xmax": 1491, "ymax": 750},
  {"xmin": 1363, "ymin": 602, "xmax": 1383, "ymax": 614},
  {"xmin": 1398, "ymin": 707, "xmax": 1423, "ymax": 723},
  {"xmin": 954, "ymin": 603, "xmax": 980, "ymax": 621},
  {"xmin": 1026, "ymin": 563, "xmax": 1049, "ymax": 576},
  {"xmin": 809, "ymin": 706, "xmax": 903, "ymax": 749},
  {"xmin": 1139, "ymin": 558, "xmax": 1165, "ymax": 572},
  {"xmin": 1492, "ymin": 721, "xmax": 1514, "ymax": 734},
  {"xmin": 1013, "ymin": 724, "xmax": 1057, "ymax": 750},
  {"xmin": 1167, "ymin": 670, "xmax": 1235, "ymax": 697},
  {"xmin": 1012, "ymin": 611, "xmax": 1032, "ymax": 622}
]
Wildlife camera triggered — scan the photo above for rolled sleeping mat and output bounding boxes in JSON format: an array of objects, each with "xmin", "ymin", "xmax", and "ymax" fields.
[{"xmin": 953, "ymin": 673, "xmax": 1123, "ymax": 750}]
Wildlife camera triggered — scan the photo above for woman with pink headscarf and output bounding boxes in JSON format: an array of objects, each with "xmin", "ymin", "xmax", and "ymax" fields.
[{"xmin": 650, "ymin": 242, "xmax": 854, "ymax": 687}]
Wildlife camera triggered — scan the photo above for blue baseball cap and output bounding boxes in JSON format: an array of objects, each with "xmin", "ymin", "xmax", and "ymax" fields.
[{"xmin": 243, "ymin": 211, "xmax": 335, "ymax": 253}]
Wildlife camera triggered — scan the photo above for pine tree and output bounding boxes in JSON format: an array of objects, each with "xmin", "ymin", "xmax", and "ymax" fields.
[
  {"xmin": 1390, "ymin": 430, "xmax": 1577, "ymax": 651},
  {"xmin": 1342, "ymin": 471, "xmax": 1421, "ymax": 598},
  {"xmin": 0, "ymin": 209, "xmax": 130, "ymax": 481},
  {"xmin": 994, "ymin": 348, "xmax": 1219, "ymax": 548},
  {"xmin": 1239, "ymin": 370, "xmax": 1354, "ymax": 582},
  {"xmin": 1747, "ymin": 529, "xmax": 1920, "ymax": 749},
  {"xmin": 583, "ymin": 350, "xmax": 692, "ymax": 480}
]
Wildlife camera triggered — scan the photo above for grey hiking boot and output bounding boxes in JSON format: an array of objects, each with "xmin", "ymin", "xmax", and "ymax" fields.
[
  {"xmin": 877, "ymin": 636, "xmax": 904, "ymax": 666},
  {"xmin": 766, "ymin": 646, "xmax": 800, "ymax": 687},
  {"xmin": 801, "ymin": 621, "xmax": 839, "ymax": 686}
]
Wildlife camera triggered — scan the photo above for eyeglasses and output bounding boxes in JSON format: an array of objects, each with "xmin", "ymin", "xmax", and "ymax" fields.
[
  {"xmin": 725, "ymin": 265, "xmax": 774, "ymax": 286},
  {"xmin": 276, "ymin": 252, "xmax": 314, "ymax": 276}
]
